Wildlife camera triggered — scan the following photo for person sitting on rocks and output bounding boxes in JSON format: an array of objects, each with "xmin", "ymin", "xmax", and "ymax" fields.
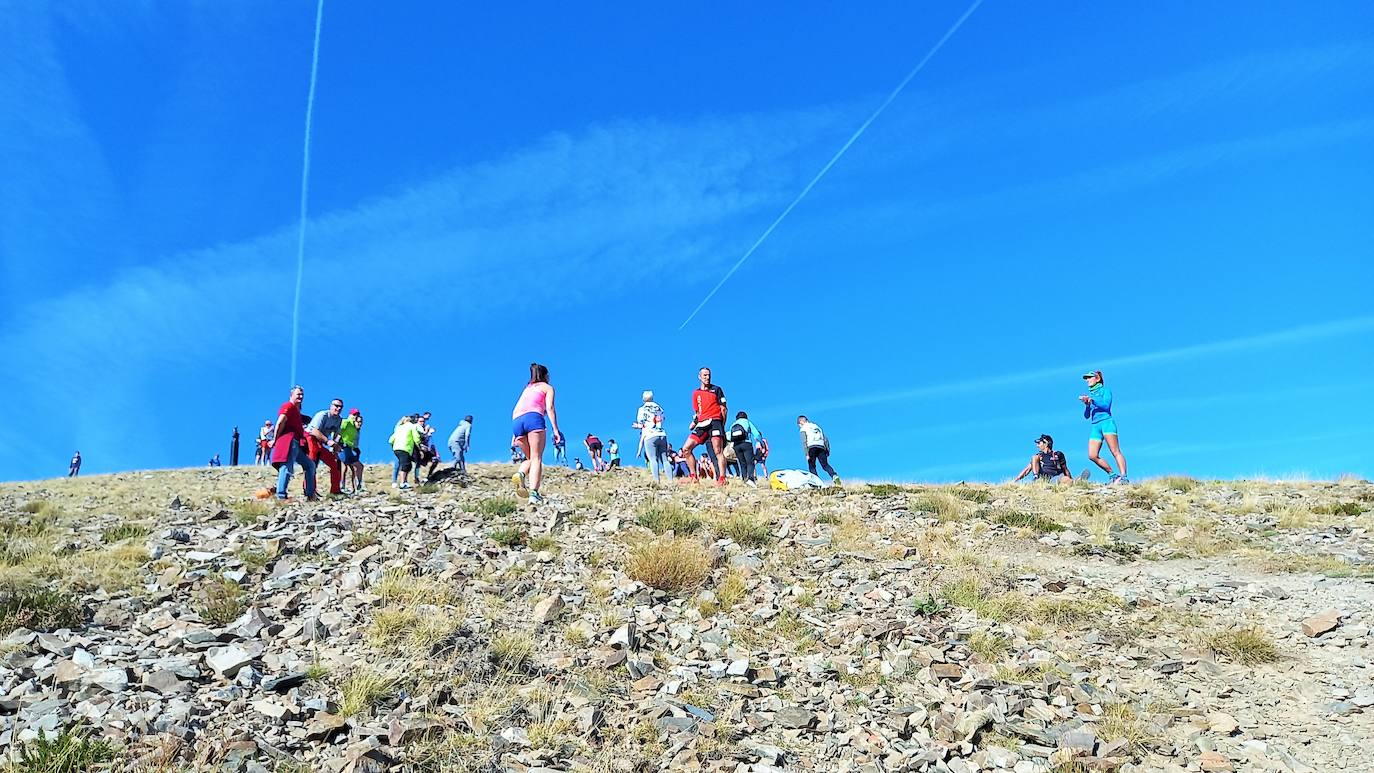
[{"xmin": 1014, "ymin": 434, "xmax": 1072, "ymax": 483}]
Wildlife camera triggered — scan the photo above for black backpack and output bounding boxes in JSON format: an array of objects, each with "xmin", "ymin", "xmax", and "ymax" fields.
[{"xmin": 729, "ymin": 422, "xmax": 748, "ymax": 443}]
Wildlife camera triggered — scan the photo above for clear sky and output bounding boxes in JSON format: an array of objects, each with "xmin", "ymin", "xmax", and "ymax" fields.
[{"xmin": 2, "ymin": 1, "xmax": 1371, "ymax": 483}]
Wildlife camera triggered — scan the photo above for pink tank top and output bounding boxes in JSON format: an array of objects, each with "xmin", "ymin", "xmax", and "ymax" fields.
[{"xmin": 512, "ymin": 383, "xmax": 547, "ymax": 418}]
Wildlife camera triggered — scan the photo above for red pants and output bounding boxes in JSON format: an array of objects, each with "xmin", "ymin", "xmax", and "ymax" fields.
[{"xmin": 305, "ymin": 436, "xmax": 343, "ymax": 495}]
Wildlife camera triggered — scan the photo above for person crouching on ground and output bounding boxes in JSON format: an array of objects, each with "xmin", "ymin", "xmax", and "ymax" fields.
[{"xmin": 1014, "ymin": 434, "xmax": 1072, "ymax": 483}]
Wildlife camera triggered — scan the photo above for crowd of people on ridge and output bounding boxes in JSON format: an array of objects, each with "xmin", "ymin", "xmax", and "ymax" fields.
[{"xmin": 250, "ymin": 364, "xmax": 1126, "ymax": 503}]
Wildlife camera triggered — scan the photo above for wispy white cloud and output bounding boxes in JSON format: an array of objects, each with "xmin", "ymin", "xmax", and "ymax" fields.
[{"xmin": 782, "ymin": 316, "xmax": 1374, "ymax": 416}]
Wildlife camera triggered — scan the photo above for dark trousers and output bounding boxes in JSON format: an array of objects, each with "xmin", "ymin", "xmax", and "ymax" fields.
[
  {"xmin": 733, "ymin": 442, "xmax": 756, "ymax": 482},
  {"xmin": 806, "ymin": 446, "xmax": 837, "ymax": 479}
]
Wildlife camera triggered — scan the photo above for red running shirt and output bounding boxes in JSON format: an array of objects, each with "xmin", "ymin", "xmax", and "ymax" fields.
[{"xmin": 692, "ymin": 385, "xmax": 726, "ymax": 422}]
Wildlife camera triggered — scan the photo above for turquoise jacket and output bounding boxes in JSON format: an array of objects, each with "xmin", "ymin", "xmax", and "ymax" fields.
[{"xmin": 1084, "ymin": 384, "xmax": 1113, "ymax": 423}]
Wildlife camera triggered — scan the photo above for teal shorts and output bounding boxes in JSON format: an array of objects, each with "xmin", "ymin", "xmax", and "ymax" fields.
[{"xmin": 1089, "ymin": 418, "xmax": 1119, "ymax": 441}]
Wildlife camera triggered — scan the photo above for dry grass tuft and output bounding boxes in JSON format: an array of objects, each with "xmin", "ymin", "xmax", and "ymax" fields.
[
  {"xmin": 197, "ymin": 579, "xmax": 247, "ymax": 627},
  {"xmin": 489, "ymin": 632, "xmax": 535, "ymax": 671},
  {"xmin": 337, "ymin": 666, "xmax": 402, "ymax": 717},
  {"xmin": 375, "ymin": 567, "xmax": 459, "ymax": 607},
  {"xmin": 1204, "ymin": 625, "xmax": 1279, "ymax": 666},
  {"xmin": 626, "ymin": 537, "xmax": 711, "ymax": 592},
  {"xmin": 909, "ymin": 492, "xmax": 965, "ymax": 521},
  {"xmin": 636, "ymin": 501, "xmax": 704, "ymax": 535},
  {"xmin": 714, "ymin": 512, "xmax": 772, "ymax": 547}
]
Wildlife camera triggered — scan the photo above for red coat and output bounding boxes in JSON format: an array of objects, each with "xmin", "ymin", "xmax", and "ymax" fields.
[{"xmin": 270, "ymin": 402, "xmax": 305, "ymax": 466}]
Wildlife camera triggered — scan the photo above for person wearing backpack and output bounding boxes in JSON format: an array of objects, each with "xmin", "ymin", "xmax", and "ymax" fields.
[
  {"xmin": 632, "ymin": 390, "xmax": 672, "ymax": 484},
  {"xmin": 728, "ymin": 411, "xmax": 764, "ymax": 487},
  {"xmin": 1013, "ymin": 434, "xmax": 1072, "ymax": 483},
  {"xmin": 797, "ymin": 415, "xmax": 840, "ymax": 485}
]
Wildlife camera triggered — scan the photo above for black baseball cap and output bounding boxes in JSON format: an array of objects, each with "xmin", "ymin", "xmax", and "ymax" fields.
[{"xmin": 1035, "ymin": 434, "xmax": 1054, "ymax": 446}]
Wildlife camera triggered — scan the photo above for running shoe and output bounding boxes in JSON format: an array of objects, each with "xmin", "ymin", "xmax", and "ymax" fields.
[
  {"xmin": 1106, "ymin": 473, "xmax": 1120, "ymax": 485},
  {"xmin": 512, "ymin": 472, "xmax": 529, "ymax": 498},
  {"xmin": 399, "ymin": 483, "xmax": 410, "ymax": 490},
  {"xmin": 528, "ymin": 490, "xmax": 546, "ymax": 506},
  {"xmin": 1114, "ymin": 476, "xmax": 1131, "ymax": 485},
  {"xmin": 716, "ymin": 477, "xmax": 728, "ymax": 487}
]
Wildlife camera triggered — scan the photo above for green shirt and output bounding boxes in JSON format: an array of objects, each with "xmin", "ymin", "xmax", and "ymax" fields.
[{"xmin": 339, "ymin": 418, "xmax": 360, "ymax": 448}]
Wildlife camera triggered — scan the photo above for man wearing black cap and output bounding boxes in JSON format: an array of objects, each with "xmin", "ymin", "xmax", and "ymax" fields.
[{"xmin": 1013, "ymin": 434, "xmax": 1071, "ymax": 483}]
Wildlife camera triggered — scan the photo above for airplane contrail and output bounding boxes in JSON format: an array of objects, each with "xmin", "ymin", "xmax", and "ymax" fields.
[
  {"xmin": 290, "ymin": 0, "xmax": 326, "ymax": 386},
  {"xmin": 678, "ymin": 0, "xmax": 985, "ymax": 329}
]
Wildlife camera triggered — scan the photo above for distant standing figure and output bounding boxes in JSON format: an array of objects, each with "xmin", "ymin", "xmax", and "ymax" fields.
[
  {"xmin": 585, "ymin": 434, "xmax": 606, "ymax": 472},
  {"xmin": 306, "ymin": 398, "xmax": 346, "ymax": 496},
  {"xmin": 682, "ymin": 367, "xmax": 728, "ymax": 485},
  {"xmin": 607, "ymin": 439, "xmax": 621, "ymax": 469},
  {"xmin": 1079, "ymin": 370, "xmax": 1129, "ymax": 484},
  {"xmin": 728, "ymin": 411, "xmax": 764, "ymax": 487},
  {"xmin": 68, "ymin": 451, "xmax": 81, "ymax": 477},
  {"xmin": 755, "ymin": 437, "xmax": 771, "ymax": 478},
  {"xmin": 271, "ymin": 386, "xmax": 317, "ymax": 500},
  {"xmin": 510, "ymin": 362, "xmax": 561, "ymax": 505},
  {"xmin": 389, "ymin": 415, "xmax": 422, "ymax": 489},
  {"xmin": 256, "ymin": 421, "xmax": 273, "ymax": 465},
  {"xmin": 209, "ymin": 454, "xmax": 222, "ymax": 467},
  {"xmin": 1014, "ymin": 434, "xmax": 1071, "ymax": 483},
  {"xmin": 511, "ymin": 442, "xmax": 525, "ymax": 463},
  {"xmin": 797, "ymin": 415, "xmax": 841, "ymax": 485},
  {"xmin": 632, "ymin": 390, "xmax": 671, "ymax": 484},
  {"xmin": 413, "ymin": 412, "xmax": 440, "ymax": 482},
  {"xmin": 553, "ymin": 432, "xmax": 568, "ymax": 466},
  {"xmin": 448, "ymin": 415, "xmax": 474, "ymax": 473}
]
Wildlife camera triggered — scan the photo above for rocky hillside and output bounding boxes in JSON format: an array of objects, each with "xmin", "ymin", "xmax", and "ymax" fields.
[{"xmin": 1, "ymin": 466, "xmax": 1371, "ymax": 772}]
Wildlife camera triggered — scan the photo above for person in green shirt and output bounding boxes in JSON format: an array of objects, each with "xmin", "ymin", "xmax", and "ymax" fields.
[
  {"xmin": 388, "ymin": 415, "xmax": 422, "ymax": 489},
  {"xmin": 339, "ymin": 409, "xmax": 364, "ymax": 493}
]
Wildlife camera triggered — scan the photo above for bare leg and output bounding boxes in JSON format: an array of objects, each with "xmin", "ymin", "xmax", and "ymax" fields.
[
  {"xmin": 1104, "ymin": 434, "xmax": 1127, "ymax": 478},
  {"xmin": 527, "ymin": 430, "xmax": 547, "ymax": 491},
  {"xmin": 682, "ymin": 439, "xmax": 700, "ymax": 477},
  {"xmin": 517, "ymin": 436, "xmax": 532, "ymax": 478},
  {"xmin": 710, "ymin": 437, "xmax": 726, "ymax": 480},
  {"xmin": 1087, "ymin": 439, "xmax": 1113, "ymax": 475}
]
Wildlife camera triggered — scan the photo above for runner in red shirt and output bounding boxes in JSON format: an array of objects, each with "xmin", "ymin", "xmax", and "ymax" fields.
[
  {"xmin": 682, "ymin": 367, "xmax": 728, "ymax": 485},
  {"xmin": 270, "ymin": 385, "xmax": 318, "ymax": 500}
]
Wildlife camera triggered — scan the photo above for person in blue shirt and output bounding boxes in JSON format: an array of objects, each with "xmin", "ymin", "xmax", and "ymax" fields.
[
  {"xmin": 727, "ymin": 411, "xmax": 765, "ymax": 486},
  {"xmin": 1079, "ymin": 370, "xmax": 1129, "ymax": 484}
]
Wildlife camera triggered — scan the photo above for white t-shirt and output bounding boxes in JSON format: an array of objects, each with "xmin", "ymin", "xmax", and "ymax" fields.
[
  {"xmin": 636, "ymin": 402, "xmax": 667, "ymax": 440},
  {"xmin": 799, "ymin": 421, "xmax": 827, "ymax": 449}
]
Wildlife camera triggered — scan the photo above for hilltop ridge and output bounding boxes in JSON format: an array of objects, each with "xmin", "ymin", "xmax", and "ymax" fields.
[{"xmin": 1, "ymin": 466, "xmax": 1371, "ymax": 772}]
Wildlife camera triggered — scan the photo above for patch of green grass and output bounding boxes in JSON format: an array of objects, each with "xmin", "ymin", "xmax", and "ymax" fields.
[
  {"xmin": 418, "ymin": 483, "xmax": 440, "ymax": 495},
  {"xmin": 476, "ymin": 497, "xmax": 519, "ymax": 518},
  {"xmin": 1205, "ymin": 625, "xmax": 1279, "ymax": 666},
  {"xmin": 528, "ymin": 534, "xmax": 558, "ymax": 552},
  {"xmin": 986, "ymin": 509, "xmax": 1063, "ymax": 534},
  {"xmin": 967, "ymin": 630, "xmax": 1011, "ymax": 662},
  {"xmin": 15, "ymin": 724, "xmax": 116, "ymax": 773},
  {"xmin": 952, "ymin": 486, "xmax": 992, "ymax": 504},
  {"xmin": 636, "ymin": 502, "xmax": 704, "ymax": 535},
  {"xmin": 1312, "ymin": 501, "xmax": 1364, "ymax": 517},
  {"xmin": 913, "ymin": 595, "xmax": 948, "ymax": 617},
  {"xmin": 235, "ymin": 547, "xmax": 270, "ymax": 571},
  {"xmin": 349, "ymin": 531, "xmax": 380, "ymax": 549},
  {"xmin": 232, "ymin": 499, "xmax": 273, "ymax": 525},
  {"xmin": 715, "ymin": 512, "xmax": 771, "ymax": 548},
  {"xmin": 1156, "ymin": 475, "xmax": 1200, "ymax": 492},
  {"xmin": 865, "ymin": 483, "xmax": 905, "ymax": 496},
  {"xmin": 489, "ymin": 632, "xmax": 535, "ymax": 671},
  {"xmin": 489, "ymin": 526, "xmax": 527, "ymax": 548},
  {"xmin": 337, "ymin": 667, "xmax": 401, "ymax": 718},
  {"xmin": 815, "ymin": 512, "xmax": 841, "ymax": 526},
  {"xmin": 197, "ymin": 579, "xmax": 247, "ymax": 627},
  {"xmin": 100, "ymin": 523, "xmax": 150, "ymax": 543},
  {"xmin": 0, "ymin": 588, "xmax": 84, "ymax": 632}
]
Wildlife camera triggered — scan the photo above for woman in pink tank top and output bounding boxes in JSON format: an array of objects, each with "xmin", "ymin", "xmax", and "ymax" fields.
[{"xmin": 510, "ymin": 362, "xmax": 560, "ymax": 505}]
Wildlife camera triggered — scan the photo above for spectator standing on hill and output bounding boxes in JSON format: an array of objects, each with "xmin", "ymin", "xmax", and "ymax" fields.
[
  {"xmin": 682, "ymin": 367, "xmax": 728, "ymax": 485},
  {"xmin": 1014, "ymin": 434, "xmax": 1072, "ymax": 483},
  {"xmin": 798, "ymin": 415, "xmax": 841, "ymax": 485},
  {"xmin": 68, "ymin": 451, "xmax": 81, "ymax": 477},
  {"xmin": 510, "ymin": 362, "xmax": 561, "ymax": 505},
  {"xmin": 256, "ymin": 421, "xmax": 273, "ymax": 465},
  {"xmin": 607, "ymin": 439, "xmax": 621, "ymax": 469},
  {"xmin": 585, "ymin": 434, "xmax": 606, "ymax": 472},
  {"xmin": 389, "ymin": 415, "xmax": 421, "ymax": 489},
  {"xmin": 272, "ymin": 386, "xmax": 317, "ymax": 500},
  {"xmin": 1079, "ymin": 370, "xmax": 1129, "ymax": 484},
  {"xmin": 306, "ymin": 398, "xmax": 346, "ymax": 496},
  {"xmin": 553, "ymin": 432, "xmax": 568, "ymax": 466},
  {"xmin": 448, "ymin": 415, "xmax": 473, "ymax": 474},
  {"xmin": 755, "ymin": 437, "xmax": 771, "ymax": 478},
  {"xmin": 339, "ymin": 409, "xmax": 364, "ymax": 493},
  {"xmin": 632, "ymin": 390, "xmax": 671, "ymax": 484},
  {"xmin": 728, "ymin": 411, "xmax": 764, "ymax": 487}
]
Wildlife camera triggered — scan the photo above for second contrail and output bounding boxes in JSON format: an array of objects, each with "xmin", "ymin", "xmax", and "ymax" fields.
[
  {"xmin": 290, "ymin": 0, "xmax": 326, "ymax": 386},
  {"xmin": 678, "ymin": 0, "xmax": 985, "ymax": 330}
]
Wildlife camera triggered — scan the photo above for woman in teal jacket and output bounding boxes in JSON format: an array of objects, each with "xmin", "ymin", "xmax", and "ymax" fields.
[{"xmin": 1079, "ymin": 370, "xmax": 1129, "ymax": 484}]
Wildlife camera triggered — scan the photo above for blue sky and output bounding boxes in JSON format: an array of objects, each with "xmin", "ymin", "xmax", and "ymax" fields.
[{"xmin": 2, "ymin": 1, "xmax": 1371, "ymax": 483}]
